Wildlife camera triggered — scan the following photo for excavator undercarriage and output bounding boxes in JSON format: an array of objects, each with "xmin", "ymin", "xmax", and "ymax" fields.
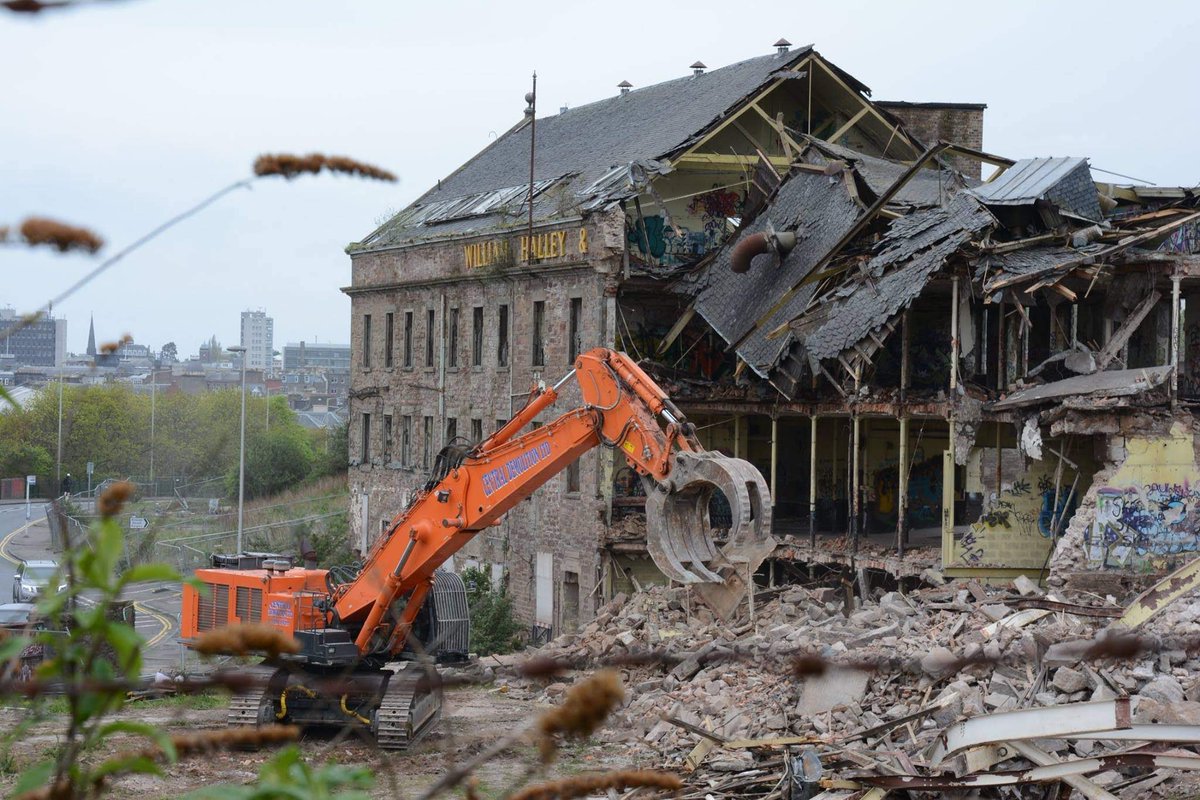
[{"xmin": 183, "ymin": 348, "xmax": 773, "ymax": 750}]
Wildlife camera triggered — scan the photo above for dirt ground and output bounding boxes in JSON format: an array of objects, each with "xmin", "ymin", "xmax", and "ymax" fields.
[{"xmin": 0, "ymin": 685, "xmax": 638, "ymax": 799}]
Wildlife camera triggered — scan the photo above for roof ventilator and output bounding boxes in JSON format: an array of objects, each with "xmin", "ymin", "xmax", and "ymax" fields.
[
  {"xmin": 730, "ymin": 221, "xmax": 797, "ymax": 274},
  {"xmin": 690, "ymin": 61, "xmax": 706, "ymax": 77}
]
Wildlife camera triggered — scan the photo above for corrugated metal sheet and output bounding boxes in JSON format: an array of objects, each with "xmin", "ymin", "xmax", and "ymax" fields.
[
  {"xmin": 969, "ymin": 156, "xmax": 1102, "ymax": 222},
  {"xmin": 971, "ymin": 157, "xmax": 1087, "ymax": 205}
]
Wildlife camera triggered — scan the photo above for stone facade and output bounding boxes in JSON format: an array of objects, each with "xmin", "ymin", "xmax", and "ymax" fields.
[
  {"xmin": 876, "ymin": 101, "xmax": 986, "ymax": 178},
  {"xmin": 345, "ymin": 211, "xmax": 625, "ymax": 634}
]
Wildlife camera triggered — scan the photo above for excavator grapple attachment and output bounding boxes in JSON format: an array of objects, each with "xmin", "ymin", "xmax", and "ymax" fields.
[{"xmin": 645, "ymin": 452, "xmax": 775, "ymax": 619}]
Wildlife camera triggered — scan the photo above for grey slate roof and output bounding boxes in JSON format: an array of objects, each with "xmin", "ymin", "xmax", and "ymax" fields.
[
  {"xmin": 797, "ymin": 191, "xmax": 994, "ymax": 364},
  {"xmin": 691, "ymin": 168, "xmax": 862, "ymax": 376},
  {"xmin": 969, "ymin": 157, "xmax": 1102, "ymax": 221},
  {"xmin": 354, "ymin": 48, "xmax": 818, "ymax": 251}
]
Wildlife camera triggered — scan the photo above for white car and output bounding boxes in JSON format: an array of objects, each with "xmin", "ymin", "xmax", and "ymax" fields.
[{"xmin": 12, "ymin": 560, "xmax": 65, "ymax": 603}]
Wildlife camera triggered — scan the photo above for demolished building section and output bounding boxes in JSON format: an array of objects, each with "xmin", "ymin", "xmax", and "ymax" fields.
[{"xmin": 344, "ymin": 38, "xmax": 1200, "ymax": 646}]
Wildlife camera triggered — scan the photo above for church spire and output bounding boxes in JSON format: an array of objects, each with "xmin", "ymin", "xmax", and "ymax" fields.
[{"xmin": 86, "ymin": 314, "xmax": 96, "ymax": 356}]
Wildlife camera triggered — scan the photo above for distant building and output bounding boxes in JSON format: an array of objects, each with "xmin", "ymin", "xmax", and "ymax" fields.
[
  {"xmin": 282, "ymin": 342, "xmax": 350, "ymax": 371},
  {"xmin": 240, "ymin": 310, "xmax": 274, "ymax": 373},
  {"xmin": 0, "ymin": 306, "xmax": 66, "ymax": 368}
]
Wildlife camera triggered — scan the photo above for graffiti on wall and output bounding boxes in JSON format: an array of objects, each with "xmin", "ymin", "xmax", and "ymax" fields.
[
  {"xmin": 954, "ymin": 475, "xmax": 1076, "ymax": 568},
  {"xmin": 1086, "ymin": 482, "xmax": 1200, "ymax": 570},
  {"xmin": 871, "ymin": 453, "xmax": 942, "ymax": 528}
]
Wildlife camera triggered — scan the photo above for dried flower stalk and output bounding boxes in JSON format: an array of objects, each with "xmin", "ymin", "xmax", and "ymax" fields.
[
  {"xmin": 18, "ymin": 217, "xmax": 104, "ymax": 254},
  {"xmin": 96, "ymin": 480, "xmax": 134, "ymax": 519},
  {"xmin": 537, "ymin": 669, "xmax": 624, "ymax": 761},
  {"xmin": 194, "ymin": 622, "xmax": 301, "ymax": 658},
  {"xmin": 509, "ymin": 770, "xmax": 683, "ymax": 800},
  {"xmin": 254, "ymin": 153, "xmax": 397, "ymax": 182}
]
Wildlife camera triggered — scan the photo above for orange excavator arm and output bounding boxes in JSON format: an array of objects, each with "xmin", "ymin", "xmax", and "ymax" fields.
[{"xmin": 332, "ymin": 347, "xmax": 773, "ymax": 657}]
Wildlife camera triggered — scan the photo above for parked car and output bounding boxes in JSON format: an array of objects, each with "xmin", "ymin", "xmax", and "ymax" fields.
[
  {"xmin": 11, "ymin": 559, "xmax": 65, "ymax": 603},
  {"xmin": 0, "ymin": 602, "xmax": 45, "ymax": 631}
]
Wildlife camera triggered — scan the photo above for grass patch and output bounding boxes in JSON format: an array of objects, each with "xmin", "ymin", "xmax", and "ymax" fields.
[{"xmin": 33, "ymin": 690, "xmax": 226, "ymax": 717}]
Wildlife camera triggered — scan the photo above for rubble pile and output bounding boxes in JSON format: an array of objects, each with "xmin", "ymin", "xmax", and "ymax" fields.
[{"xmin": 512, "ymin": 576, "xmax": 1200, "ymax": 797}]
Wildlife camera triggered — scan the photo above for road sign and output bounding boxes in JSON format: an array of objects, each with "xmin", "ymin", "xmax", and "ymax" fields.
[
  {"xmin": 25, "ymin": 475, "xmax": 35, "ymax": 485},
  {"xmin": 129, "ymin": 516, "xmax": 148, "ymax": 529},
  {"xmin": 86, "ymin": 462, "xmax": 94, "ymax": 476}
]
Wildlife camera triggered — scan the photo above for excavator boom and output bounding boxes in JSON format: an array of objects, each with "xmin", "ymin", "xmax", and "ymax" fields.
[{"xmin": 182, "ymin": 347, "xmax": 773, "ymax": 748}]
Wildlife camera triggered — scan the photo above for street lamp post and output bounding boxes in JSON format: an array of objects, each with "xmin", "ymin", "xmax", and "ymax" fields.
[{"xmin": 228, "ymin": 346, "xmax": 247, "ymax": 556}]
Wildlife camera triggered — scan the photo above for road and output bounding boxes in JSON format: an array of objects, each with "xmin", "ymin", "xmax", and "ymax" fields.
[
  {"xmin": 0, "ymin": 502, "xmax": 185, "ymax": 676},
  {"xmin": 0, "ymin": 502, "xmax": 41, "ymax": 601}
]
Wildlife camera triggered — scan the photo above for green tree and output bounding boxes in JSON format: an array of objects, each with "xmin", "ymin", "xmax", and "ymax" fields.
[
  {"xmin": 460, "ymin": 566, "xmax": 522, "ymax": 656},
  {"xmin": 160, "ymin": 341, "xmax": 178, "ymax": 362},
  {"xmin": 0, "ymin": 442, "xmax": 53, "ymax": 478},
  {"xmin": 228, "ymin": 426, "xmax": 315, "ymax": 500},
  {"xmin": 313, "ymin": 420, "xmax": 349, "ymax": 477}
]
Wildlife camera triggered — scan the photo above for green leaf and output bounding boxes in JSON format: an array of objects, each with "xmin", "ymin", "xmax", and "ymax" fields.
[
  {"xmin": 118, "ymin": 563, "xmax": 179, "ymax": 587},
  {"xmin": 0, "ymin": 383, "xmax": 16, "ymax": 409},
  {"xmin": 12, "ymin": 760, "xmax": 55, "ymax": 796}
]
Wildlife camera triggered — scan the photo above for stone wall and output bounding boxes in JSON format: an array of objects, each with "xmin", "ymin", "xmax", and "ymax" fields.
[
  {"xmin": 876, "ymin": 102, "xmax": 986, "ymax": 178},
  {"xmin": 345, "ymin": 210, "xmax": 625, "ymax": 636}
]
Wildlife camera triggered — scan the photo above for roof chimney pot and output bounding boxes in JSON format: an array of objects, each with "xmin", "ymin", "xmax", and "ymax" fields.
[
  {"xmin": 690, "ymin": 61, "xmax": 706, "ymax": 76},
  {"xmin": 618, "ymin": 80, "xmax": 632, "ymax": 96},
  {"xmin": 774, "ymin": 38, "xmax": 792, "ymax": 54}
]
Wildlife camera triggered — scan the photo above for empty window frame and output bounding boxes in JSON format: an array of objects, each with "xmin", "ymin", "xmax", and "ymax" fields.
[
  {"xmin": 445, "ymin": 417, "xmax": 458, "ymax": 445},
  {"xmin": 362, "ymin": 314, "xmax": 372, "ymax": 368},
  {"xmin": 449, "ymin": 307, "xmax": 460, "ymax": 368},
  {"xmin": 470, "ymin": 418, "xmax": 483, "ymax": 444},
  {"xmin": 532, "ymin": 300, "xmax": 546, "ymax": 366},
  {"xmin": 383, "ymin": 413, "xmax": 393, "ymax": 460},
  {"xmin": 400, "ymin": 415, "xmax": 412, "ymax": 466},
  {"xmin": 425, "ymin": 309, "xmax": 436, "ymax": 367},
  {"xmin": 497, "ymin": 304, "xmax": 510, "ymax": 367},
  {"xmin": 360, "ymin": 413, "xmax": 371, "ymax": 461},
  {"xmin": 384, "ymin": 312, "xmax": 394, "ymax": 368},
  {"xmin": 568, "ymin": 297, "xmax": 583, "ymax": 362},
  {"xmin": 422, "ymin": 416, "xmax": 433, "ymax": 468},
  {"xmin": 472, "ymin": 306, "xmax": 484, "ymax": 367},
  {"xmin": 403, "ymin": 311, "xmax": 413, "ymax": 368}
]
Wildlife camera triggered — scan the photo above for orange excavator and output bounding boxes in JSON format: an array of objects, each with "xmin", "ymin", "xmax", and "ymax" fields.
[{"xmin": 181, "ymin": 348, "xmax": 773, "ymax": 748}]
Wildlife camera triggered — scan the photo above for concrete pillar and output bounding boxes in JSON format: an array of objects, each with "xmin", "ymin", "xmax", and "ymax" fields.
[
  {"xmin": 851, "ymin": 412, "xmax": 861, "ymax": 553},
  {"xmin": 769, "ymin": 416, "xmax": 778, "ymax": 511},
  {"xmin": 1172, "ymin": 274, "xmax": 1182, "ymax": 408},
  {"xmin": 950, "ymin": 276, "xmax": 960, "ymax": 392},
  {"xmin": 733, "ymin": 414, "xmax": 742, "ymax": 459},
  {"xmin": 898, "ymin": 415, "xmax": 910, "ymax": 555},
  {"xmin": 809, "ymin": 415, "xmax": 818, "ymax": 547}
]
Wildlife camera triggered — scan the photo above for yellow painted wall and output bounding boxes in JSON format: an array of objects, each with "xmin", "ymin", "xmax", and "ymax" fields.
[
  {"xmin": 948, "ymin": 439, "xmax": 1091, "ymax": 570},
  {"xmin": 1088, "ymin": 423, "xmax": 1200, "ymax": 572}
]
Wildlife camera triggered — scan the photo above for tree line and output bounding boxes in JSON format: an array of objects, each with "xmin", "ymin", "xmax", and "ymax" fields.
[{"xmin": 0, "ymin": 384, "xmax": 347, "ymax": 499}]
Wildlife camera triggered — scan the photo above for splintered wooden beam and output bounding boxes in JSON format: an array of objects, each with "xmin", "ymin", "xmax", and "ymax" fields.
[
  {"xmin": 655, "ymin": 306, "xmax": 695, "ymax": 356},
  {"xmin": 1095, "ymin": 289, "xmax": 1162, "ymax": 369}
]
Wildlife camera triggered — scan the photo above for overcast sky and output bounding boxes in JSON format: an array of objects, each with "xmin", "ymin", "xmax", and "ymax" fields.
[{"xmin": 3, "ymin": 0, "xmax": 1198, "ymax": 357}]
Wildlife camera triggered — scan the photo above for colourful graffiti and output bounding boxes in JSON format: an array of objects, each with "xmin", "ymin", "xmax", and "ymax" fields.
[
  {"xmin": 687, "ymin": 187, "xmax": 743, "ymax": 237},
  {"xmin": 954, "ymin": 476, "xmax": 1072, "ymax": 568},
  {"xmin": 871, "ymin": 454, "xmax": 942, "ymax": 528},
  {"xmin": 1086, "ymin": 482, "xmax": 1200, "ymax": 570}
]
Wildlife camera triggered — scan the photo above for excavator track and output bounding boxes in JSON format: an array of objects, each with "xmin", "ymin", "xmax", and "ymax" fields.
[
  {"xmin": 373, "ymin": 667, "xmax": 441, "ymax": 750},
  {"xmin": 226, "ymin": 666, "xmax": 280, "ymax": 730}
]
